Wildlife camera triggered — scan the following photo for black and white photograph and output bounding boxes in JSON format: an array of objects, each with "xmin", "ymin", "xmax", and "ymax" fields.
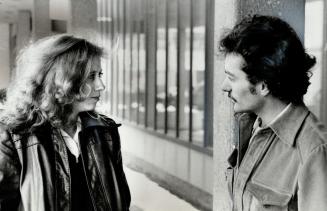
[{"xmin": 0, "ymin": 0, "xmax": 325, "ymax": 211}]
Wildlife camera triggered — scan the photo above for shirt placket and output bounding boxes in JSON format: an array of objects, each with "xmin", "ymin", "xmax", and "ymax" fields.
[{"xmin": 234, "ymin": 129, "xmax": 274, "ymax": 211}]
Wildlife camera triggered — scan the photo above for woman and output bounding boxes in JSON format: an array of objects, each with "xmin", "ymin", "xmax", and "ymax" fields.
[{"xmin": 0, "ymin": 35, "xmax": 131, "ymax": 211}]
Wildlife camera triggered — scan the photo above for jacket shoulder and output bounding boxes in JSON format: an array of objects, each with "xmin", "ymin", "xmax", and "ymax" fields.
[
  {"xmin": 0, "ymin": 123, "xmax": 17, "ymax": 156},
  {"xmin": 296, "ymin": 112, "xmax": 327, "ymax": 161},
  {"xmin": 98, "ymin": 114, "xmax": 121, "ymax": 128},
  {"xmin": 0, "ymin": 123, "xmax": 11, "ymax": 142}
]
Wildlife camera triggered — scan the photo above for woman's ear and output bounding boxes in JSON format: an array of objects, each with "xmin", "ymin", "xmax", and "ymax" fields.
[
  {"xmin": 55, "ymin": 89, "xmax": 64, "ymax": 103},
  {"xmin": 80, "ymin": 84, "xmax": 92, "ymax": 97}
]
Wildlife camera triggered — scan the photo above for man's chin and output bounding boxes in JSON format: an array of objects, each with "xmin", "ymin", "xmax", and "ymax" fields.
[
  {"xmin": 233, "ymin": 110, "xmax": 243, "ymax": 116},
  {"xmin": 232, "ymin": 105, "xmax": 244, "ymax": 114},
  {"xmin": 233, "ymin": 107, "xmax": 252, "ymax": 114}
]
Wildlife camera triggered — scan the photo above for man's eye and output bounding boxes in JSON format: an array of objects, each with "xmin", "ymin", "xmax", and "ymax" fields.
[
  {"xmin": 228, "ymin": 76, "xmax": 234, "ymax": 81},
  {"xmin": 99, "ymin": 72, "xmax": 103, "ymax": 78}
]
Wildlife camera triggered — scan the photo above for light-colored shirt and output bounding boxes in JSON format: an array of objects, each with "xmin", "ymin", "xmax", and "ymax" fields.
[
  {"xmin": 60, "ymin": 119, "xmax": 82, "ymax": 163},
  {"xmin": 251, "ymin": 103, "xmax": 291, "ymax": 139}
]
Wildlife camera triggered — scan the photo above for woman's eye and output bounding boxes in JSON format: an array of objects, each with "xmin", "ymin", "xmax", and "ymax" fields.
[
  {"xmin": 88, "ymin": 74, "xmax": 96, "ymax": 80},
  {"xmin": 88, "ymin": 71, "xmax": 103, "ymax": 80}
]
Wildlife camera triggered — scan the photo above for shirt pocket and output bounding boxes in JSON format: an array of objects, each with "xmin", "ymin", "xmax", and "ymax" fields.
[{"xmin": 246, "ymin": 180, "xmax": 293, "ymax": 210}]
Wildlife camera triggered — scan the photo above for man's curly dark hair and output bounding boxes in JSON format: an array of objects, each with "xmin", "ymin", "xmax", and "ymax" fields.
[{"xmin": 219, "ymin": 15, "xmax": 316, "ymax": 105}]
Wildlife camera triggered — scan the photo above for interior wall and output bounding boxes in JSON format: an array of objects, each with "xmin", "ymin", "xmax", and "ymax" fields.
[{"xmin": 0, "ymin": 23, "xmax": 10, "ymax": 89}]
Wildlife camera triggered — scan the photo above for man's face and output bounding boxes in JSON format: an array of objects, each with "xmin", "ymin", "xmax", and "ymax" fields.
[{"xmin": 221, "ymin": 53, "xmax": 264, "ymax": 114}]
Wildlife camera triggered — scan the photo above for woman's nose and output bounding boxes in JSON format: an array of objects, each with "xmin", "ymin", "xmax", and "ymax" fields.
[{"xmin": 95, "ymin": 77, "xmax": 105, "ymax": 91}]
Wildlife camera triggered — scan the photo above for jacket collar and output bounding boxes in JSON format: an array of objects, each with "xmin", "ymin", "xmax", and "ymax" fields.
[
  {"xmin": 269, "ymin": 103, "xmax": 309, "ymax": 147},
  {"xmin": 10, "ymin": 112, "xmax": 112, "ymax": 141},
  {"xmin": 235, "ymin": 112, "xmax": 257, "ymax": 166},
  {"xmin": 79, "ymin": 112, "xmax": 108, "ymax": 130},
  {"xmin": 237, "ymin": 103, "xmax": 310, "ymax": 148}
]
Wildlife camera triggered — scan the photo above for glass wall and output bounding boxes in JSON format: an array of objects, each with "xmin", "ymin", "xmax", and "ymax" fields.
[
  {"xmin": 304, "ymin": 0, "xmax": 323, "ymax": 117},
  {"xmin": 97, "ymin": 0, "xmax": 212, "ymax": 150}
]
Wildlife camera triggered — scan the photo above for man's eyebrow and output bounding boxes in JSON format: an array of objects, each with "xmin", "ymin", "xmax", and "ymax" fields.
[{"xmin": 224, "ymin": 70, "xmax": 235, "ymax": 77}]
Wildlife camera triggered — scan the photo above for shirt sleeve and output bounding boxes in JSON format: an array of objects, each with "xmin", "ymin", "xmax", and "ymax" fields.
[{"xmin": 298, "ymin": 144, "xmax": 327, "ymax": 211}]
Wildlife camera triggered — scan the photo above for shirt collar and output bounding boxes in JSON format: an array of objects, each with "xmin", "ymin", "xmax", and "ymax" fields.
[
  {"xmin": 60, "ymin": 118, "xmax": 82, "ymax": 161},
  {"xmin": 60, "ymin": 118, "xmax": 82, "ymax": 138},
  {"xmin": 253, "ymin": 104, "xmax": 291, "ymax": 132},
  {"xmin": 268, "ymin": 103, "xmax": 309, "ymax": 147}
]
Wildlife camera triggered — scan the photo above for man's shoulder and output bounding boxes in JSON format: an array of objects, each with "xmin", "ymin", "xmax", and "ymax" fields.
[{"xmin": 296, "ymin": 112, "xmax": 327, "ymax": 160}]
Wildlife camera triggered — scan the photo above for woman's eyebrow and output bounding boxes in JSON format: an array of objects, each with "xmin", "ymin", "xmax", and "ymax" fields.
[{"xmin": 90, "ymin": 69, "xmax": 103, "ymax": 73}]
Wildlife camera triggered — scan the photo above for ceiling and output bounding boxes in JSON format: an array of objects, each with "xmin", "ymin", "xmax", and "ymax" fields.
[{"xmin": 0, "ymin": 0, "xmax": 33, "ymax": 23}]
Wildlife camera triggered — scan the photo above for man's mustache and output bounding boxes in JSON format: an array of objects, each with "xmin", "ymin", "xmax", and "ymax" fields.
[{"xmin": 227, "ymin": 92, "xmax": 237, "ymax": 102}]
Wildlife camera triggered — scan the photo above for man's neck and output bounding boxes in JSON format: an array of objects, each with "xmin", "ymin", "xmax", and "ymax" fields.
[{"xmin": 255, "ymin": 98, "xmax": 288, "ymax": 127}]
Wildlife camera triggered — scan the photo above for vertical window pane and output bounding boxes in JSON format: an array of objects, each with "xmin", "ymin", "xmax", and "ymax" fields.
[
  {"xmin": 117, "ymin": 0, "xmax": 125, "ymax": 118},
  {"xmin": 124, "ymin": 0, "xmax": 131, "ymax": 120},
  {"xmin": 304, "ymin": 0, "xmax": 323, "ymax": 117},
  {"xmin": 167, "ymin": 0, "xmax": 178, "ymax": 136},
  {"xmin": 109, "ymin": 0, "xmax": 114, "ymax": 115},
  {"xmin": 192, "ymin": 0, "xmax": 205, "ymax": 145},
  {"xmin": 96, "ymin": 0, "xmax": 104, "ymax": 106},
  {"xmin": 178, "ymin": 0, "xmax": 191, "ymax": 141},
  {"xmin": 138, "ymin": 0, "xmax": 146, "ymax": 125},
  {"xmin": 156, "ymin": 0, "xmax": 166, "ymax": 133},
  {"xmin": 112, "ymin": 0, "xmax": 119, "ymax": 116},
  {"xmin": 97, "ymin": 0, "xmax": 112, "ymax": 114},
  {"xmin": 130, "ymin": 0, "xmax": 138, "ymax": 123},
  {"xmin": 104, "ymin": 0, "xmax": 112, "ymax": 114}
]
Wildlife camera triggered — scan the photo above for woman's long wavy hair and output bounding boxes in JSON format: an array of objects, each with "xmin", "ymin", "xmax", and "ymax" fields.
[{"xmin": 0, "ymin": 35, "xmax": 104, "ymax": 134}]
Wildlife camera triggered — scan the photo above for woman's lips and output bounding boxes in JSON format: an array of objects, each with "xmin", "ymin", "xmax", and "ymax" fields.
[{"xmin": 91, "ymin": 96, "xmax": 100, "ymax": 101}]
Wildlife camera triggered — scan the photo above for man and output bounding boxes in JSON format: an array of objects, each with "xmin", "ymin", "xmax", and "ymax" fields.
[{"xmin": 220, "ymin": 15, "xmax": 327, "ymax": 211}]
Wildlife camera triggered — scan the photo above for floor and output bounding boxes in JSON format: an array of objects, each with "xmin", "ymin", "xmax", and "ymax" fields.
[{"xmin": 125, "ymin": 166, "xmax": 200, "ymax": 211}]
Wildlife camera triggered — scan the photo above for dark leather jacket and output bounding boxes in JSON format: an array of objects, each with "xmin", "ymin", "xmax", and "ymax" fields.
[{"xmin": 0, "ymin": 113, "xmax": 131, "ymax": 211}]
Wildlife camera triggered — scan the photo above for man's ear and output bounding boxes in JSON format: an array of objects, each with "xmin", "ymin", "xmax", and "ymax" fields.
[{"xmin": 259, "ymin": 81, "xmax": 270, "ymax": 96}]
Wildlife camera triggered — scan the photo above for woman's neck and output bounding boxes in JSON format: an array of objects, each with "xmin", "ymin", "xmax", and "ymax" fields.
[
  {"xmin": 63, "ymin": 112, "xmax": 79, "ymax": 138},
  {"xmin": 63, "ymin": 124, "xmax": 77, "ymax": 138}
]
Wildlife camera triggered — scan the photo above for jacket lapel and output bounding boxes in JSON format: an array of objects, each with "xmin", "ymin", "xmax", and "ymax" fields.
[{"xmin": 237, "ymin": 113, "xmax": 256, "ymax": 167}]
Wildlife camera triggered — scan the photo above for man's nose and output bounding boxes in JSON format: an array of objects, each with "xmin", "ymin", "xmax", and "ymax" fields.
[{"xmin": 221, "ymin": 78, "xmax": 230, "ymax": 92}]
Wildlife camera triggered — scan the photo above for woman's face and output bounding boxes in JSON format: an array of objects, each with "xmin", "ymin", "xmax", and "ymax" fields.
[{"xmin": 72, "ymin": 58, "xmax": 105, "ymax": 113}]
